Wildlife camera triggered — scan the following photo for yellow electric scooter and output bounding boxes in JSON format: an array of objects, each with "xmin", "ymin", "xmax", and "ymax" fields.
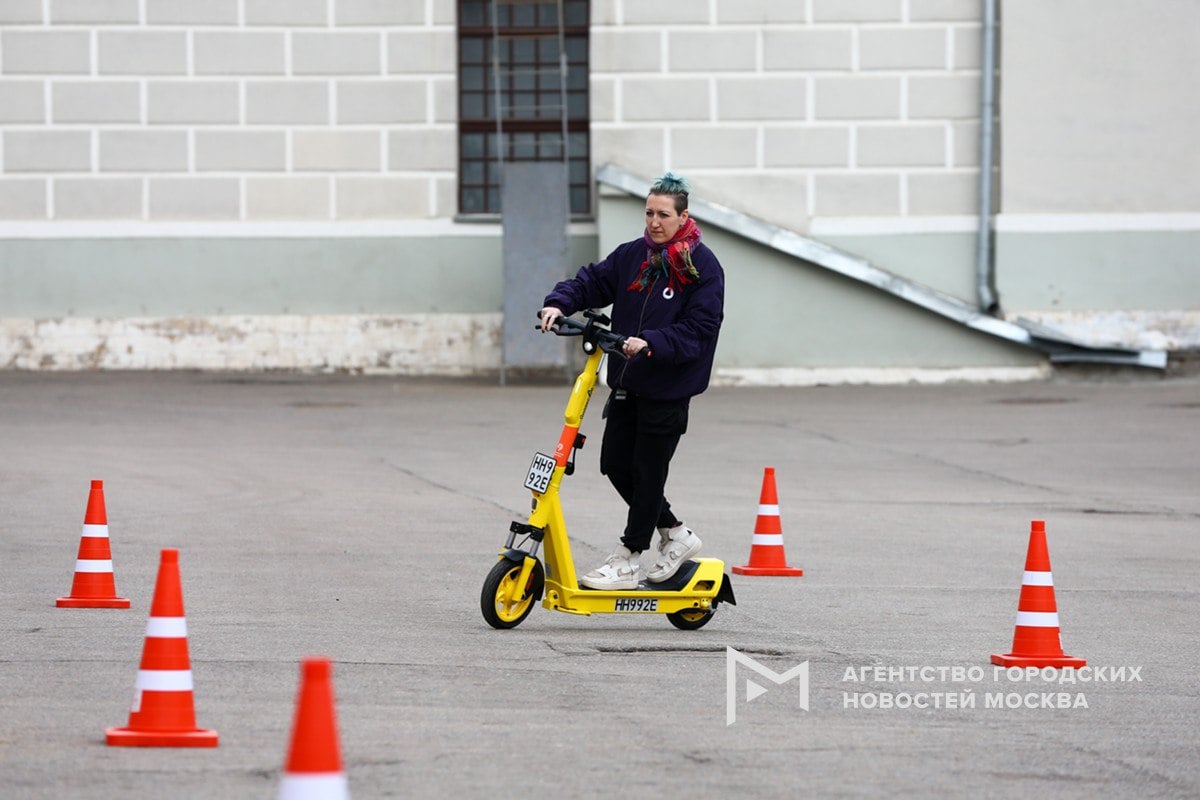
[{"xmin": 480, "ymin": 310, "xmax": 735, "ymax": 630}]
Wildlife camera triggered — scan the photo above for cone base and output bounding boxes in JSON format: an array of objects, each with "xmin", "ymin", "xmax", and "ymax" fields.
[
  {"xmin": 990, "ymin": 653, "xmax": 1086, "ymax": 669},
  {"xmin": 732, "ymin": 564, "xmax": 803, "ymax": 576},
  {"xmin": 57, "ymin": 596, "xmax": 130, "ymax": 608},
  {"xmin": 105, "ymin": 726, "xmax": 219, "ymax": 748}
]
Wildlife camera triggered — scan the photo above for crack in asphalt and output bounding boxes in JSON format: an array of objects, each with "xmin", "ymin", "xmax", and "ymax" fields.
[{"xmin": 382, "ymin": 456, "xmax": 520, "ymax": 517}]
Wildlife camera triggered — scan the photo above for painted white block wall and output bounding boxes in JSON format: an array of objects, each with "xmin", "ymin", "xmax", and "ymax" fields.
[
  {"xmin": 0, "ymin": 0, "xmax": 458, "ymax": 221},
  {"xmin": 590, "ymin": 0, "xmax": 984, "ymax": 234},
  {"xmin": 1, "ymin": 0, "xmax": 1195, "ymax": 373}
]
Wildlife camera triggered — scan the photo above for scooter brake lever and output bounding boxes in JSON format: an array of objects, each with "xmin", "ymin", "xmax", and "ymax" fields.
[{"xmin": 598, "ymin": 336, "xmax": 627, "ymax": 355}]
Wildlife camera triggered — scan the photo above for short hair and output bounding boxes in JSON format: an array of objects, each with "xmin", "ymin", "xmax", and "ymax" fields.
[{"xmin": 648, "ymin": 171, "xmax": 690, "ymax": 214}]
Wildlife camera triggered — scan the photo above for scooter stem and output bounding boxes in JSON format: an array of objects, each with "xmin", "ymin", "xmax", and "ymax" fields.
[{"xmin": 552, "ymin": 349, "xmax": 604, "ymax": 468}]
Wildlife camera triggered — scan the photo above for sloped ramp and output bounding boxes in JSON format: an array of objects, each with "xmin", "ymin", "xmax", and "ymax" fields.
[{"xmin": 596, "ymin": 164, "xmax": 1166, "ymax": 369}]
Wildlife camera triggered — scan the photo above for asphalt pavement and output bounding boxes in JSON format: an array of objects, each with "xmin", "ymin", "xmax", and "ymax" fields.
[{"xmin": 1, "ymin": 368, "xmax": 1197, "ymax": 798}]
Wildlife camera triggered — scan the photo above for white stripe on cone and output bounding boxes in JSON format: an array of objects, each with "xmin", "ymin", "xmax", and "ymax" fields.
[
  {"xmin": 145, "ymin": 617, "xmax": 188, "ymax": 638},
  {"xmin": 751, "ymin": 534, "xmax": 785, "ymax": 545},
  {"xmin": 135, "ymin": 669, "xmax": 194, "ymax": 692},
  {"xmin": 278, "ymin": 773, "xmax": 349, "ymax": 800},
  {"xmin": 81, "ymin": 524, "xmax": 109, "ymax": 538},
  {"xmin": 1022, "ymin": 570, "xmax": 1054, "ymax": 586},
  {"xmin": 757, "ymin": 504, "xmax": 780, "ymax": 516},
  {"xmin": 1015, "ymin": 611, "xmax": 1060, "ymax": 628},
  {"xmin": 74, "ymin": 559, "xmax": 114, "ymax": 573}
]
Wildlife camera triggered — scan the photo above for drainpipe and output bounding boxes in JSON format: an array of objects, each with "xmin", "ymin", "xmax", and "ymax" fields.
[{"xmin": 975, "ymin": 0, "xmax": 1000, "ymax": 314}]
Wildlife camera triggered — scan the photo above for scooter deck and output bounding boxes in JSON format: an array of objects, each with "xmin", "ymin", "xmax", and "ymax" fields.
[
  {"xmin": 543, "ymin": 557, "xmax": 734, "ymax": 616},
  {"xmin": 576, "ymin": 559, "xmax": 703, "ymax": 593}
]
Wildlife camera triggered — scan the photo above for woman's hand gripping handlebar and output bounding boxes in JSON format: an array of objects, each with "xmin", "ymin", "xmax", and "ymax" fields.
[
  {"xmin": 536, "ymin": 309, "xmax": 628, "ymax": 356},
  {"xmin": 538, "ymin": 306, "xmax": 564, "ymax": 333}
]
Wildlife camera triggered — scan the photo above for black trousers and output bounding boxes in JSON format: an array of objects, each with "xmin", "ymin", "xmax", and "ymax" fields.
[{"xmin": 599, "ymin": 391, "xmax": 689, "ymax": 553}]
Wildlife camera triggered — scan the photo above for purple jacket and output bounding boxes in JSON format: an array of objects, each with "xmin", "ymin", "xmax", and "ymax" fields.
[{"xmin": 544, "ymin": 237, "xmax": 725, "ymax": 401}]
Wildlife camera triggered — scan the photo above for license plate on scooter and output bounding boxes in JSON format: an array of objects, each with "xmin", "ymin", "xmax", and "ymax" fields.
[
  {"xmin": 523, "ymin": 452, "xmax": 556, "ymax": 493},
  {"xmin": 614, "ymin": 597, "xmax": 659, "ymax": 612}
]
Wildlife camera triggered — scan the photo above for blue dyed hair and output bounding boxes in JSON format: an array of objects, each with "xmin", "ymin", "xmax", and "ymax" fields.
[{"xmin": 649, "ymin": 171, "xmax": 690, "ymax": 213}]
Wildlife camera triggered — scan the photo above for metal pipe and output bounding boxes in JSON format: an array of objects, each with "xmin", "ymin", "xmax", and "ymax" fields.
[
  {"xmin": 975, "ymin": 0, "xmax": 999, "ymax": 314},
  {"xmin": 492, "ymin": 0, "xmax": 507, "ymax": 386}
]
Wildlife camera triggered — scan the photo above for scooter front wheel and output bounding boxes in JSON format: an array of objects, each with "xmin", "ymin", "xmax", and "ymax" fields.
[
  {"xmin": 667, "ymin": 608, "xmax": 714, "ymax": 630},
  {"xmin": 481, "ymin": 558, "xmax": 544, "ymax": 629}
]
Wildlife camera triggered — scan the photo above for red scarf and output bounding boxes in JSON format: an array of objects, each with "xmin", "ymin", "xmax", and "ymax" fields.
[{"xmin": 627, "ymin": 217, "xmax": 702, "ymax": 293}]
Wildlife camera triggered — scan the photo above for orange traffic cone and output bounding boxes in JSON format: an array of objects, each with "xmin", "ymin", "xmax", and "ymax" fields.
[
  {"xmin": 278, "ymin": 658, "xmax": 348, "ymax": 800},
  {"xmin": 732, "ymin": 467, "xmax": 803, "ymax": 576},
  {"xmin": 57, "ymin": 480, "xmax": 130, "ymax": 608},
  {"xmin": 106, "ymin": 548, "xmax": 218, "ymax": 747},
  {"xmin": 991, "ymin": 520, "xmax": 1086, "ymax": 669}
]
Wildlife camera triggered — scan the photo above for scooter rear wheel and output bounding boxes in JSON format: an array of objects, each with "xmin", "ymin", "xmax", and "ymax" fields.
[
  {"xmin": 481, "ymin": 558, "xmax": 544, "ymax": 629},
  {"xmin": 667, "ymin": 608, "xmax": 714, "ymax": 630}
]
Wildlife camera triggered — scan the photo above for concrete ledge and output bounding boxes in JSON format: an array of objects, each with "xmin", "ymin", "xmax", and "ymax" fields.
[
  {"xmin": 715, "ymin": 365, "xmax": 1050, "ymax": 387},
  {"xmin": 0, "ymin": 313, "xmax": 502, "ymax": 373},
  {"xmin": 1007, "ymin": 310, "xmax": 1200, "ymax": 352},
  {"xmin": 1, "ymin": 313, "xmax": 1063, "ymax": 385}
]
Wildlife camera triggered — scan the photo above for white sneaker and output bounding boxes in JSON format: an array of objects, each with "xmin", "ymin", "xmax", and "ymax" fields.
[
  {"xmin": 580, "ymin": 546, "xmax": 641, "ymax": 590},
  {"xmin": 655, "ymin": 522, "xmax": 694, "ymax": 555},
  {"xmin": 655, "ymin": 525, "xmax": 673, "ymax": 555},
  {"xmin": 646, "ymin": 525, "xmax": 702, "ymax": 583}
]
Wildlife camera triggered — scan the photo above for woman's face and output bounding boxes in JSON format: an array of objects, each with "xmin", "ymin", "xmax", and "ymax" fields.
[{"xmin": 645, "ymin": 194, "xmax": 688, "ymax": 245}]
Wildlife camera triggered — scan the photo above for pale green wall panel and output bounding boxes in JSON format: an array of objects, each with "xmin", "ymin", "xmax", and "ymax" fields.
[
  {"xmin": 597, "ymin": 193, "xmax": 1037, "ymax": 368},
  {"xmin": 0, "ymin": 234, "xmax": 599, "ymax": 317},
  {"xmin": 995, "ymin": 230, "xmax": 1200, "ymax": 311},
  {"xmin": 820, "ymin": 232, "xmax": 978, "ymax": 302}
]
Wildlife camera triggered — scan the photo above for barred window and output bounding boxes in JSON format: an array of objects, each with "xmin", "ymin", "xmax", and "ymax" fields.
[{"xmin": 458, "ymin": 0, "xmax": 590, "ymax": 215}]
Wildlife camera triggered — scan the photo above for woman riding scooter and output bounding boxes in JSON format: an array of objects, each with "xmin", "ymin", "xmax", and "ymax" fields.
[{"xmin": 539, "ymin": 172, "xmax": 725, "ymax": 590}]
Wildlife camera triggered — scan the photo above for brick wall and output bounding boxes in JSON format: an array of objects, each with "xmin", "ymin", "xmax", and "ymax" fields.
[
  {"xmin": 3, "ymin": 1, "xmax": 985, "ymax": 228},
  {"xmin": 591, "ymin": 0, "xmax": 984, "ymax": 232},
  {"xmin": 0, "ymin": 0, "xmax": 457, "ymax": 221}
]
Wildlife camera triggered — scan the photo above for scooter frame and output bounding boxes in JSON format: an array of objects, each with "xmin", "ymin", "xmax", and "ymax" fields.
[{"xmin": 481, "ymin": 311, "xmax": 735, "ymax": 630}]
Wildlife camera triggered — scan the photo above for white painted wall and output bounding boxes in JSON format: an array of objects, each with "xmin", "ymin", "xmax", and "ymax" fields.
[
  {"xmin": 0, "ymin": 0, "xmax": 458, "ymax": 221},
  {"xmin": 591, "ymin": 0, "xmax": 986, "ymax": 235},
  {"xmin": 0, "ymin": 0, "xmax": 1195, "ymax": 373}
]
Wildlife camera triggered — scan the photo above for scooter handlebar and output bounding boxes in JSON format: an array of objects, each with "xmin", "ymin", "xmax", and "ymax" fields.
[
  {"xmin": 591, "ymin": 327, "xmax": 628, "ymax": 356},
  {"xmin": 535, "ymin": 311, "xmax": 627, "ymax": 354}
]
